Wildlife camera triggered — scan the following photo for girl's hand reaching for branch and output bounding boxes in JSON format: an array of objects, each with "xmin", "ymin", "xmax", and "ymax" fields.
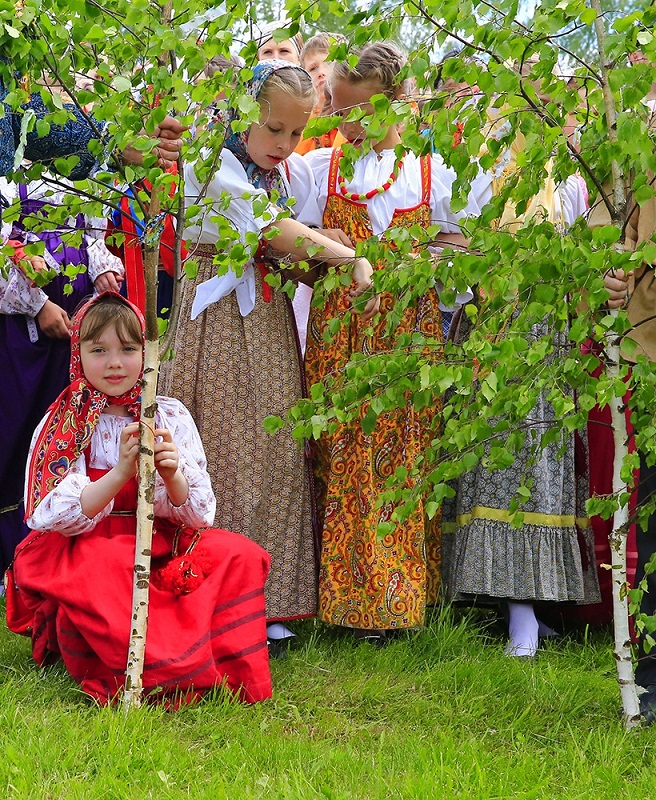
[{"xmin": 350, "ymin": 257, "xmax": 380, "ymax": 321}]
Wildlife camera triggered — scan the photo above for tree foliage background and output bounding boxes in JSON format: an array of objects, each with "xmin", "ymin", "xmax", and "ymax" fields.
[{"xmin": 1, "ymin": 0, "xmax": 656, "ymax": 717}]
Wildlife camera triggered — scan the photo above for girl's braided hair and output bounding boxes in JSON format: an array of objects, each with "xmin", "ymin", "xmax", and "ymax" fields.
[{"xmin": 331, "ymin": 41, "xmax": 407, "ymax": 97}]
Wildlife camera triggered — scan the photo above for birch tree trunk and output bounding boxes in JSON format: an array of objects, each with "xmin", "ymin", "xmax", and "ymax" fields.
[
  {"xmin": 590, "ymin": 0, "xmax": 641, "ymax": 729},
  {"xmin": 121, "ymin": 0, "xmax": 174, "ymax": 713},
  {"xmin": 122, "ymin": 194, "xmax": 162, "ymax": 711}
]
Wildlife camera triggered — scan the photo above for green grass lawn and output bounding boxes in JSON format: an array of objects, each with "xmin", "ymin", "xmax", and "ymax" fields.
[{"xmin": 0, "ymin": 603, "xmax": 653, "ymax": 799}]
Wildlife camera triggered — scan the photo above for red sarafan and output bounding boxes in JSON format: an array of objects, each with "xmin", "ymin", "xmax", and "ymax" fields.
[
  {"xmin": 6, "ymin": 293, "xmax": 272, "ymax": 707},
  {"xmin": 8, "ymin": 477, "xmax": 272, "ymax": 706}
]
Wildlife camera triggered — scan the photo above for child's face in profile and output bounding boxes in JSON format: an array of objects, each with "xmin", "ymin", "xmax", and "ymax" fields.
[
  {"xmin": 80, "ymin": 323, "xmax": 143, "ymax": 397},
  {"xmin": 248, "ymin": 85, "xmax": 313, "ymax": 169}
]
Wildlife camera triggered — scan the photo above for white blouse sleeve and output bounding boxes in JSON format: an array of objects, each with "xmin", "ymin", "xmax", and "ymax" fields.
[
  {"xmin": 0, "ymin": 265, "xmax": 48, "ymax": 317},
  {"xmin": 464, "ymin": 165, "xmax": 494, "ymax": 219},
  {"xmin": 0, "ymin": 178, "xmax": 49, "ymax": 318},
  {"xmin": 285, "ymin": 152, "xmax": 323, "ymax": 227},
  {"xmin": 183, "ymin": 148, "xmax": 282, "ymax": 245},
  {"xmin": 430, "ymin": 155, "xmax": 488, "ymax": 231},
  {"xmin": 0, "ymin": 176, "xmax": 17, "ymax": 242},
  {"xmin": 153, "ymin": 397, "xmax": 216, "ymax": 528},
  {"xmin": 304, "ymin": 148, "xmax": 333, "ymax": 218},
  {"xmin": 24, "ymin": 418, "xmax": 111, "ymax": 537},
  {"xmin": 559, "ymin": 174, "xmax": 588, "ymax": 226}
]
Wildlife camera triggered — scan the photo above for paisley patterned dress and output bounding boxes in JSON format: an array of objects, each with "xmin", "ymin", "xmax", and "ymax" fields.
[{"xmin": 305, "ymin": 149, "xmax": 443, "ymax": 630}]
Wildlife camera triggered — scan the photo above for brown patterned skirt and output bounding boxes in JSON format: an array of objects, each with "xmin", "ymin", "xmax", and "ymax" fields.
[{"xmin": 162, "ymin": 250, "xmax": 317, "ymax": 620}]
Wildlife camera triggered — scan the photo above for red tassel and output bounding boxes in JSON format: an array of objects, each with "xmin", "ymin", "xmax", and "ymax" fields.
[
  {"xmin": 152, "ymin": 549, "xmax": 212, "ymax": 595},
  {"xmin": 151, "ymin": 528, "xmax": 212, "ymax": 595}
]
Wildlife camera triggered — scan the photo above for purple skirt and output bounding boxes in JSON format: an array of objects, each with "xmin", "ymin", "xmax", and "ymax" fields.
[{"xmin": 0, "ymin": 199, "xmax": 93, "ymax": 571}]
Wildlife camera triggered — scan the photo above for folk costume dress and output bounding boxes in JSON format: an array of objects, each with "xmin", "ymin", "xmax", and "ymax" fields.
[
  {"xmin": 304, "ymin": 147, "xmax": 480, "ymax": 630},
  {"xmin": 442, "ymin": 125, "xmax": 601, "ymax": 607},
  {"xmin": 7, "ymin": 294, "xmax": 272, "ymax": 706},
  {"xmin": 0, "ymin": 178, "xmax": 124, "ymax": 573},
  {"xmin": 164, "ymin": 61, "xmax": 322, "ymax": 623}
]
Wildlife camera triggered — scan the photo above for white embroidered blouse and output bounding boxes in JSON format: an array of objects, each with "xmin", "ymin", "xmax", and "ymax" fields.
[
  {"xmin": 304, "ymin": 148, "xmax": 488, "ymax": 235},
  {"xmin": 0, "ymin": 177, "xmax": 125, "ymax": 318},
  {"xmin": 304, "ymin": 148, "xmax": 486, "ymax": 311},
  {"xmin": 183, "ymin": 149, "xmax": 322, "ymax": 318},
  {"xmin": 25, "ymin": 397, "xmax": 217, "ymax": 536}
]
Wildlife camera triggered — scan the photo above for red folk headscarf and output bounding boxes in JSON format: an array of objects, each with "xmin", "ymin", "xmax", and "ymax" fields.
[{"xmin": 25, "ymin": 292, "xmax": 145, "ymax": 518}]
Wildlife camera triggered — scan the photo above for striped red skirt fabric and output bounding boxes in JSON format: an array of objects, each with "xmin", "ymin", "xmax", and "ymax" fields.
[{"xmin": 8, "ymin": 471, "xmax": 272, "ymax": 706}]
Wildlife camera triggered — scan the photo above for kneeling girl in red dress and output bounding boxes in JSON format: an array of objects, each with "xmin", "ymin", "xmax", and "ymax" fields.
[{"xmin": 6, "ymin": 292, "xmax": 272, "ymax": 706}]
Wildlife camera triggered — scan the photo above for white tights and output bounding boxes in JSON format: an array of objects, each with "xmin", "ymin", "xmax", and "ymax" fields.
[
  {"xmin": 266, "ymin": 622, "xmax": 295, "ymax": 641},
  {"xmin": 505, "ymin": 602, "xmax": 539, "ymax": 657},
  {"xmin": 505, "ymin": 602, "xmax": 559, "ymax": 657}
]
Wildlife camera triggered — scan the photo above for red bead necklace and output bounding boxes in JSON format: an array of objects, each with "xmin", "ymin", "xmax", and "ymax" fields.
[{"xmin": 337, "ymin": 153, "xmax": 404, "ymax": 201}]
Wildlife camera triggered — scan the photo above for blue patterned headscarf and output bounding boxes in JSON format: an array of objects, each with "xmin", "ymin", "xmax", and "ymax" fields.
[{"xmin": 224, "ymin": 59, "xmax": 312, "ymax": 202}]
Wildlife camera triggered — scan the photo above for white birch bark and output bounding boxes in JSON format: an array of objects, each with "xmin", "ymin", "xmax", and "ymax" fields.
[
  {"xmin": 590, "ymin": 0, "xmax": 641, "ymax": 729},
  {"xmin": 607, "ymin": 382, "xmax": 641, "ymax": 728},
  {"xmin": 123, "ymin": 338, "xmax": 158, "ymax": 710},
  {"xmin": 122, "ymin": 0, "xmax": 174, "ymax": 712},
  {"xmin": 123, "ymin": 195, "xmax": 162, "ymax": 711}
]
